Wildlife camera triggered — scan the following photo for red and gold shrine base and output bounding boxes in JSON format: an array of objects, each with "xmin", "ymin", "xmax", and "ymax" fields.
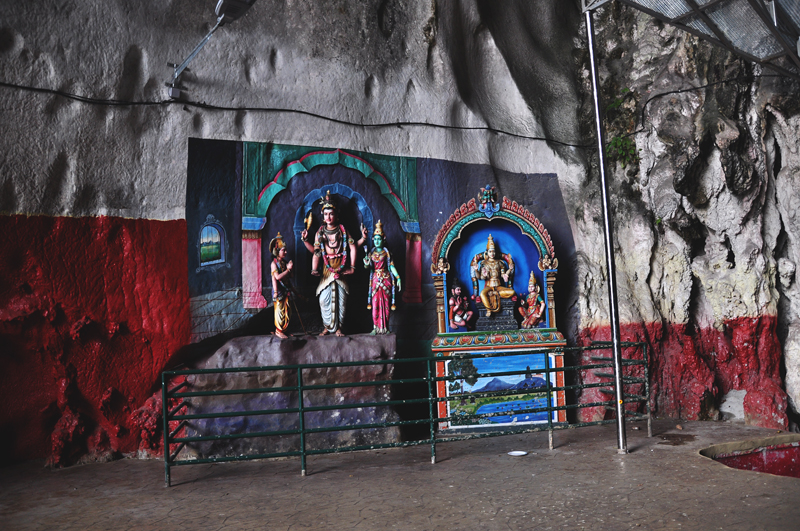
[{"xmin": 431, "ymin": 330, "xmax": 567, "ymax": 429}]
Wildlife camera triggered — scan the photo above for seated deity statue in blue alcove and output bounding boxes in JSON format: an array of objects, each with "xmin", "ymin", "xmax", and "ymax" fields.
[{"xmin": 471, "ymin": 234, "xmax": 516, "ymax": 314}]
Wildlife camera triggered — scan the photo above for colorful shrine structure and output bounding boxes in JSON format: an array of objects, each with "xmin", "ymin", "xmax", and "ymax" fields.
[{"xmin": 430, "ymin": 186, "xmax": 567, "ymax": 429}]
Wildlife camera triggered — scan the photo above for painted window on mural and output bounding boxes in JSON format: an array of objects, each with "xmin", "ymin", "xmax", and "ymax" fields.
[{"xmin": 199, "ymin": 216, "xmax": 225, "ymax": 266}]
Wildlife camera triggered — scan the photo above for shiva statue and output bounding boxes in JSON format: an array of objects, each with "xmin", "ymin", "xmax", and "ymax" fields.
[
  {"xmin": 363, "ymin": 220, "xmax": 402, "ymax": 334},
  {"xmin": 470, "ymin": 234, "xmax": 515, "ymax": 314},
  {"xmin": 301, "ymin": 190, "xmax": 368, "ymax": 336}
]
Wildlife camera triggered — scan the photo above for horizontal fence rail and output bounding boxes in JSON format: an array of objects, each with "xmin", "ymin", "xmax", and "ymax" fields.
[{"xmin": 162, "ymin": 341, "xmax": 649, "ymax": 486}]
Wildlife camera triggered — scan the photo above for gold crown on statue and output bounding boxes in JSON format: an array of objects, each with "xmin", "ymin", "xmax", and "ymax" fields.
[
  {"xmin": 486, "ymin": 234, "xmax": 496, "ymax": 252},
  {"xmin": 374, "ymin": 220, "xmax": 384, "ymax": 237},
  {"xmin": 269, "ymin": 232, "xmax": 286, "ymax": 257},
  {"xmin": 320, "ymin": 190, "xmax": 336, "ymax": 212}
]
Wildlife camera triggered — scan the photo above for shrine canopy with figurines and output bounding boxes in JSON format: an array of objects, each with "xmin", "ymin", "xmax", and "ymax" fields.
[
  {"xmin": 430, "ymin": 185, "xmax": 562, "ymax": 341},
  {"xmin": 429, "ymin": 186, "xmax": 567, "ymax": 429}
]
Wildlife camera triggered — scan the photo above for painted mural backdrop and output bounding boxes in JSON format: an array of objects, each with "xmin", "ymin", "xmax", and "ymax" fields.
[
  {"xmin": 0, "ymin": 138, "xmax": 575, "ymax": 466},
  {"xmin": 186, "ymin": 139, "xmax": 576, "ymax": 346}
]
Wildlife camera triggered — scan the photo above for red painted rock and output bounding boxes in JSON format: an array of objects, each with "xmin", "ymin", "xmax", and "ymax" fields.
[
  {"xmin": 0, "ymin": 215, "xmax": 190, "ymax": 465},
  {"xmin": 577, "ymin": 317, "xmax": 786, "ymax": 428}
]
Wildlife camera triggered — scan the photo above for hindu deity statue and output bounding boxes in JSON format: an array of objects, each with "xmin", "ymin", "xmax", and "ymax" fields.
[
  {"xmin": 301, "ymin": 191, "xmax": 368, "ymax": 336},
  {"xmin": 471, "ymin": 234, "xmax": 515, "ymax": 314},
  {"xmin": 518, "ymin": 272, "xmax": 546, "ymax": 329},
  {"xmin": 448, "ymin": 282, "xmax": 473, "ymax": 330},
  {"xmin": 269, "ymin": 232, "xmax": 294, "ymax": 338},
  {"xmin": 431, "ymin": 256, "xmax": 450, "ymax": 275},
  {"xmin": 363, "ymin": 220, "xmax": 402, "ymax": 334}
]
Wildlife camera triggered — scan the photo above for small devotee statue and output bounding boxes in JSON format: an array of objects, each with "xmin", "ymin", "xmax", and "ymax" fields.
[
  {"xmin": 301, "ymin": 191, "xmax": 368, "ymax": 336},
  {"xmin": 448, "ymin": 282, "xmax": 473, "ymax": 330},
  {"xmin": 363, "ymin": 221, "xmax": 402, "ymax": 334},
  {"xmin": 519, "ymin": 272, "xmax": 546, "ymax": 329},
  {"xmin": 471, "ymin": 234, "xmax": 515, "ymax": 314},
  {"xmin": 431, "ymin": 256, "xmax": 450, "ymax": 275},
  {"xmin": 270, "ymin": 233, "xmax": 294, "ymax": 339}
]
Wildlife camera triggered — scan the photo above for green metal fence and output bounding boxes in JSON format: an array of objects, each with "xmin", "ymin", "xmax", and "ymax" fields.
[{"xmin": 161, "ymin": 341, "xmax": 649, "ymax": 487}]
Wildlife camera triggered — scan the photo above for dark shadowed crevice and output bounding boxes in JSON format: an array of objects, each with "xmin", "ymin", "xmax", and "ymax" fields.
[
  {"xmin": 377, "ymin": 0, "xmax": 396, "ymax": 38},
  {"xmin": 422, "ymin": 0, "xmax": 437, "ymax": 71},
  {"xmin": 681, "ymin": 216, "xmax": 708, "ymax": 343},
  {"xmin": 775, "ymin": 225, "xmax": 789, "ymax": 350},
  {"xmin": 40, "ymin": 151, "xmax": 70, "ymax": 213},
  {"xmin": 723, "ymin": 234, "xmax": 735, "ymax": 268},
  {"xmin": 678, "ymin": 215, "xmax": 708, "ymax": 261},
  {"xmin": 677, "ymin": 131, "xmax": 714, "ymax": 206},
  {"xmin": 686, "ymin": 270, "xmax": 703, "ymax": 339},
  {"xmin": 0, "ymin": 178, "xmax": 17, "ymax": 213},
  {"xmin": 475, "ymin": 0, "xmax": 582, "ymax": 161},
  {"xmin": 773, "ymin": 221, "xmax": 799, "ymax": 430},
  {"xmin": 444, "ymin": 1, "xmax": 476, "ymax": 112},
  {"xmin": 117, "ymin": 46, "xmax": 143, "ymax": 103},
  {"xmin": 772, "ymin": 132, "xmax": 783, "ymax": 178},
  {"xmin": 720, "ymin": 132, "xmax": 757, "ymax": 197}
]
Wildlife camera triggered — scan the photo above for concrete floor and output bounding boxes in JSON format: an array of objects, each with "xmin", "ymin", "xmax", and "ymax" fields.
[{"xmin": 1, "ymin": 420, "xmax": 799, "ymax": 530}]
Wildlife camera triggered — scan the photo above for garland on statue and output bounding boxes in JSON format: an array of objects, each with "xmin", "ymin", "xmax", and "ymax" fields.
[{"xmin": 322, "ymin": 249, "xmax": 348, "ymax": 278}]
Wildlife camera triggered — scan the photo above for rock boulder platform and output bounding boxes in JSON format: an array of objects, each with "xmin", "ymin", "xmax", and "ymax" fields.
[{"xmin": 180, "ymin": 334, "xmax": 401, "ymax": 460}]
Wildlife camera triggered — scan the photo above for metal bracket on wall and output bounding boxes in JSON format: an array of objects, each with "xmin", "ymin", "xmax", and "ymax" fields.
[
  {"xmin": 164, "ymin": 1, "xmax": 259, "ymax": 99},
  {"xmin": 582, "ymin": 0, "xmax": 614, "ymax": 12}
]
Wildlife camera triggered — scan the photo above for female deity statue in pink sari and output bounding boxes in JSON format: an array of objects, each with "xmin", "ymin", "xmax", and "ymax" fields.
[
  {"xmin": 519, "ymin": 272, "xmax": 546, "ymax": 329},
  {"xmin": 363, "ymin": 220, "xmax": 402, "ymax": 334}
]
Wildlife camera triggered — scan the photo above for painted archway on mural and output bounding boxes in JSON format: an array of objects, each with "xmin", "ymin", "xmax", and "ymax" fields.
[
  {"xmin": 240, "ymin": 143, "xmax": 422, "ymax": 309},
  {"xmin": 258, "ymin": 149, "xmax": 408, "ymax": 226},
  {"xmin": 430, "ymin": 190, "xmax": 559, "ymax": 333}
]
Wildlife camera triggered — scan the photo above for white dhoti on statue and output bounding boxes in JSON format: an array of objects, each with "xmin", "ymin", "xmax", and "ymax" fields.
[{"xmin": 316, "ymin": 264, "xmax": 348, "ymax": 333}]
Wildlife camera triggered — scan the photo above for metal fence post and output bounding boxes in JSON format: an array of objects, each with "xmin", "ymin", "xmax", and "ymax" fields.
[
  {"xmin": 644, "ymin": 343, "xmax": 653, "ymax": 438},
  {"xmin": 161, "ymin": 372, "xmax": 171, "ymax": 488},
  {"xmin": 545, "ymin": 351, "xmax": 554, "ymax": 450},
  {"xmin": 426, "ymin": 357, "xmax": 436, "ymax": 464},
  {"xmin": 297, "ymin": 367, "xmax": 307, "ymax": 476}
]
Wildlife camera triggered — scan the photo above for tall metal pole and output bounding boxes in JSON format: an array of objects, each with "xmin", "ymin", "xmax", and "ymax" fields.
[{"xmin": 585, "ymin": 7, "xmax": 627, "ymax": 454}]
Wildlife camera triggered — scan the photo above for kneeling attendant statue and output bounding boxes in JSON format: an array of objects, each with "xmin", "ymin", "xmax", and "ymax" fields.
[
  {"xmin": 448, "ymin": 282, "xmax": 473, "ymax": 331},
  {"xmin": 363, "ymin": 220, "xmax": 401, "ymax": 334}
]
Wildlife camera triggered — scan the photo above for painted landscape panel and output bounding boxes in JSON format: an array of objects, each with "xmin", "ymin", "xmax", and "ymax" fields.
[
  {"xmin": 200, "ymin": 226, "xmax": 222, "ymax": 264},
  {"xmin": 446, "ymin": 352, "xmax": 557, "ymax": 428}
]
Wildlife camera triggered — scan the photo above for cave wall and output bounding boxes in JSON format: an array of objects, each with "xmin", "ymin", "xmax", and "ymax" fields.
[
  {"xmin": 578, "ymin": 4, "xmax": 800, "ymax": 428},
  {"xmin": 1, "ymin": 0, "xmax": 798, "ymax": 464}
]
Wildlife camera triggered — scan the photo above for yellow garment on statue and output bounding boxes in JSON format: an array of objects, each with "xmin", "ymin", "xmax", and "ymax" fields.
[{"xmin": 274, "ymin": 297, "xmax": 290, "ymax": 333}]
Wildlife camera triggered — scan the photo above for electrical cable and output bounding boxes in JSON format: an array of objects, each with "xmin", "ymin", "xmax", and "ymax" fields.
[
  {"xmin": 615, "ymin": 73, "xmax": 786, "ymax": 140},
  {"xmin": 0, "ymin": 72, "xmax": 792, "ymax": 148},
  {"xmin": 0, "ymin": 80, "xmax": 589, "ymax": 149}
]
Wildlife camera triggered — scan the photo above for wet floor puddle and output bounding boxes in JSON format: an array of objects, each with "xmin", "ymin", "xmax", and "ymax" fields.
[
  {"xmin": 657, "ymin": 433, "xmax": 696, "ymax": 446},
  {"xmin": 700, "ymin": 436, "xmax": 800, "ymax": 478}
]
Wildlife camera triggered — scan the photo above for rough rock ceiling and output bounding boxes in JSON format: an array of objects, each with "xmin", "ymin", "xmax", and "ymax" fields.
[{"xmin": 586, "ymin": 0, "xmax": 800, "ymax": 77}]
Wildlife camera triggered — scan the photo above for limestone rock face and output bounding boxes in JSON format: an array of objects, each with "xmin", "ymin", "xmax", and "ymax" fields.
[
  {"xmin": 181, "ymin": 334, "xmax": 401, "ymax": 459},
  {"xmin": 573, "ymin": 4, "xmax": 799, "ymax": 427}
]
